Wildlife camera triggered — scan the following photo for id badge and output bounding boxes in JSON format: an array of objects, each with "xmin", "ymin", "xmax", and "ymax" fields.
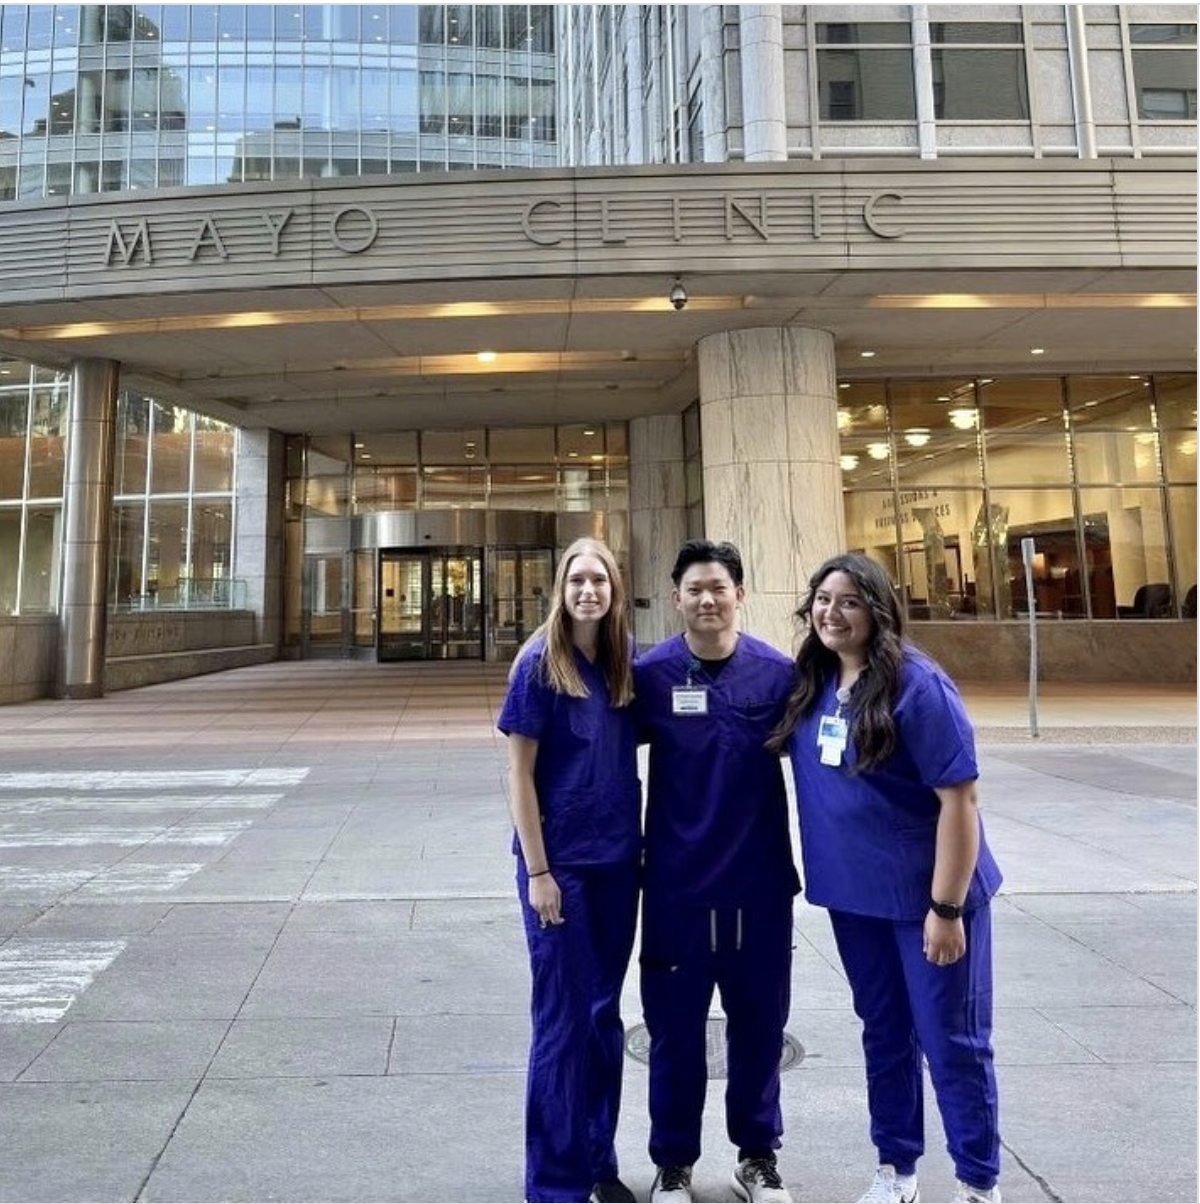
[
  {"xmin": 817, "ymin": 713, "xmax": 848, "ymax": 766},
  {"xmin": 672, "ymin": 686, "xmax": 709, "ymax": 716}
]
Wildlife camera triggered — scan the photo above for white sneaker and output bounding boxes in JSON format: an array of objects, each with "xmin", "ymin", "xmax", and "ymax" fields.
[
  {"xmin": 732, "ymin": 1156, "xmax": 793, "ymax": 1203},
  {"xmin": 858, "ymin": 1165, "xmax": 920, "ymax": 1203},
  {"xmin": 952, "ymin": 1183, "xmax": 1000, "ymax": 1204},
  {"xmin": 650, "ymin": 1165, "xmax": 693, "ymax": 1204}
]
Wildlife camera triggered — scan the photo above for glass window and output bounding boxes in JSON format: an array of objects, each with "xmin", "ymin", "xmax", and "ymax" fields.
[
  {"xmin": 26, "ymin": 385, "xmax": 67, "ymax": 497},
  {"xmin": 422, "ymin": 429, "xmax": 484, "ymax": 464},
  {"xmin": 816, "ymin": 24, "xmax": 915, "ymax": 121},
  {"xmin": 0, "ymin": 509, "xmax": 18, "ymax": 614},
  {"xmin": 490, "ymin": 427, "xmax": 555, "ymax": 464},
  {"xmin": 1074, "ymin": 431, "xmax": 1162, "ymax": 485},
  {"xmin": 354, "ymin": 467, "xmax": 417, "ymax": 511},
  {"xmin": 475, "ymin": 6, "xmax": 501, "ymax": 49},
  {"xmin": 0, "ymin": 394, "xmax": 28, "ymax": 500},
  {"xmin": 1130, "ymin": 25, "xmax": 1197, "ymax": 118},
  {"xmin": 422, "ymin": 465, "xmax": 486, "ymax": 508},
  {"xmin": 189, "ymin": 499, "xmax": 232, "ymax": 584},
  {"xmin": 984, "ymin": 433, "xmax": 1071, "ymax": 486},
  {"xmin": 1168, "ymin": 488, "xmax": 1197, "ymax": 615},
  {"xmin": 114, "ymin": 394, "xmax": 151, "ymax": 495},
  {"xmin": 146, "ymin": 499, "xmax": 188, "ymax": 598},
  {"xmin": 1068, "ymin": 376, "xmax": 1154, "ymax": 428},
  {"xmin": 21, "ymin": 71, "xmax": 50, "ymax": 136},
  {"xmin": 1, "ymin": 6, "xmax": 27, "ymax": 53},
  {"xmin": 419, "ymin": 5, "xmax": 444, "ymax": 45},
  {"xmin": 446, "ymin": 5, "xmax": 472, "ymax": 47},
  {"xmin": 1162, "ymin": 428, "xmax": 1198, "ymax": 483},
  {"xmin": 932, "ymin": 48, "xmax": 1028, "ymax": 119},
  {"xmin": 1156, "ymin": 373, "xmax": 1198, "ymax": 429},
  {"xmin": 1080, "ymin": 486, "xmax": 1172, "ymax": 617},
  {"xmin": 150, "ymin": 403, "xmax": 191, "ymax": 494},
  {"xmin": 491, "ymin": 466, "xmax": 556, "ymax": 510},
  {"xmin": 991, "ymin": 489, "xmax": 1081, "ymax": 618},
  {"xmin": 978, "ymin": 377, "xmax": 1063, "ymax": 429},
  {"xmin": 20, "ymin": 506, "xmax": 61, "ymax": 612},
  {"xmin": 111, "ymin": 501, "xmax": 146, "ymax": 603},
  {"xmin": 244, "ymin": 5, "xmax": 273, "ymax": 39},
  {"xmin": 54, "ymin": 6, "xmax": 80, "ymax": 48},
  {"xmin": 193, "ymin": 415, "xmax": 235, "ymax": 492}
]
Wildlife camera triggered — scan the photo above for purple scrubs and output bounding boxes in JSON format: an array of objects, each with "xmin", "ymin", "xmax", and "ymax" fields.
[
  {"xmin": 787, "ymin": 647, "xmax": 1002, "ymax": 1189},
  {"xmin": 634, "ymin": 633, "xmax": 798, "ymax": 1168},
  {"xmin": 499, "ymin": 639, "xmax": 642, "ymax": 1203}
]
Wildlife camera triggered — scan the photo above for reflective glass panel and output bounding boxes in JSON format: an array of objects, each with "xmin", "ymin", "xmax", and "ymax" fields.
[
  {"xmin": 1074, "ymin": 431, "xmax": 1162, "ymax": 485},
  {"xmin": 1078, "ymin": 486, "xmax": 1171, "ymax": 617},
  {"xmin": 0, "ymin": 509, "xmax": 18, "ymax": 612},
  {"xmin": 1168, "ymin": 488, "xmax": 1197, "ymax": 615},
  {"xmin": 20, "ymin": 506, "xmax": 60, "ymax": 612},
  {"xmin": 1068, "ymin": 376, "xmax": 1154, "ymax": 427},
  {"xmin": 491, "ymin": 466, "xmax": 556, "ymax": 510},
  {"xmin": 151, "ymin": 404, "xmax": 191, "ymax": 494},
  {"xmin": 111, "ymin": 501, "xmax": 146, "ymax": 603},
  {"xmin": 193, "ymin": 415, "xmax": 235, "ymax": 492}
]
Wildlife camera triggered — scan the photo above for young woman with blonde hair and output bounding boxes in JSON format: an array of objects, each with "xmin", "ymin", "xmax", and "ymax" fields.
[{"xmin": 498, "ymin": 537, "xmax": 640, "ymax": 1204}]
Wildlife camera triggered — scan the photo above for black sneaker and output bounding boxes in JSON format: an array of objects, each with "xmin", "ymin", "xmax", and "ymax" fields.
[
  {"xmin": 650, "ymin": 1165, "xmax": 693, "ymax": 1203},
  {"xmin": 590, "ymin": 1178, "xmax": 637, "ymax": 1203}
]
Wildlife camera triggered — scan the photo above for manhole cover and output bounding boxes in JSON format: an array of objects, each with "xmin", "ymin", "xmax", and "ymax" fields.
[{"xmin": 625, "ymin": 1020, "xmax": 805, "ymax": 1078}]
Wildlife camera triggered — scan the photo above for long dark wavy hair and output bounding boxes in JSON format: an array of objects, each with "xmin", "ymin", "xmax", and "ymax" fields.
[
  {"xmin": 766, "ymin": 553, "xmax": 906, "ymax": 770},
  {"xmin": 509, "ymin": 538, "xmax": 634, "ymax": 707}
]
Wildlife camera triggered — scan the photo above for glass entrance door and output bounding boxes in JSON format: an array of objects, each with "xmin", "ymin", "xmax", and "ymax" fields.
[
  {"xmin": 379, "ymin": 548, "xmax": 483, "ymax": 660},
  {"xmin": 489, "ymin": 547, "xmax": 554, "ymax": 660}
]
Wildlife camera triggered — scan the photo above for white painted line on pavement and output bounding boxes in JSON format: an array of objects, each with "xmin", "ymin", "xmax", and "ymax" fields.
[
  {"xmin": 0, "ymin": 793, "xmax": 283, "ymax": 813},
  {"xmin": 0, "ymin": 939, "xmax": 126, "ymax": 1023},
  {"xmin": 0, "ymin": 768, "xmax": 310, "ymax": 791},
  {"xmin": 0, "ymin": 820, "xmax": 257, "ymax": 848}
]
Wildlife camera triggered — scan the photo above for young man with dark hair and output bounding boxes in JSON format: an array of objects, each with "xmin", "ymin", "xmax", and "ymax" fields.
[{"xmin": 634, "ymin": 539, "xmax": 798, "ymax": 1204}]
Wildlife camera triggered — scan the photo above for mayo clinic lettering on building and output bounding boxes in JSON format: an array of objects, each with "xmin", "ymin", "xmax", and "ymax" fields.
[{"xmin": 100, "ymin": 190, "xmax": 907, "ymax": 268}]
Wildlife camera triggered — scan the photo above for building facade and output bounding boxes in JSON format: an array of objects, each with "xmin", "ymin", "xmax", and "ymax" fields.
[{"xmin": 0, "ymin": 4, "xmax": 1195, "ymax": 701}]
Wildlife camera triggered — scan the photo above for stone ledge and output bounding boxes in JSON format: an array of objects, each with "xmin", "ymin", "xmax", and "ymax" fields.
[{"xmin": 105, "ymin": 644, "xmax": 277, "ymax": 692}]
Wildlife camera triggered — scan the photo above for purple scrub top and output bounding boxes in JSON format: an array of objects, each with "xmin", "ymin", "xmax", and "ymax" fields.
[
  {"xmin": 634, "ymin": 633, "xmax": 800, "ymax": 906},
  {"xmin": 498, "ymin": 636, "xmax": 642, "ymax": 867},
  {"xmin": 787, "ymin": 646, "xmax": 1002, "ymax": 921}
]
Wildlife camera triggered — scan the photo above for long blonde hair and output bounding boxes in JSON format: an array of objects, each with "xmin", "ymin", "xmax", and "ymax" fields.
[{"xmin": 510, "ymin": 538, "xmax": 634, "ymax": 706}]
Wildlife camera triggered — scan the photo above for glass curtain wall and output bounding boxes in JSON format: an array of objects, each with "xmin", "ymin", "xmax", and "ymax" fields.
[
  {"xmin": 0, "ymin": 358, "xmax": 67, "ymax": 614},
  {"xmin": 112, "ymin": 391, "xmax": 237, "ymax": 606},
  {"xmin": 839, "ymin": 372, "xmax": 1197, "ymax": 622},
  {"xmin": 0, "ymin": 4, "xmax": 556, "ymax": 200},
  {"xmin": 0, "ymin": 357, "xmax": 237, "ymax": 614}
]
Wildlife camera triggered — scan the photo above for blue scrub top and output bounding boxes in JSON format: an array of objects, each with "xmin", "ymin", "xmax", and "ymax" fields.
[
  {"xmin": 635, "ymin": 633, "xmax": 800, "ymax": 906},
  {"xmin": 787, "ymin": 647, "xmax": 1002, "ymax": 921},
  {"xmin": 498, "ymin": 637, "xmax": 642, "ymax": 867}
]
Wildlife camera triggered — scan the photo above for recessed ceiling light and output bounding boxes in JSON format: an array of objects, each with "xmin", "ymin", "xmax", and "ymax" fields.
[
  {"xmin": 477, "ymin": 350, "xmax": 497, "ymax": 363},
  {"xmin": 1030, "ymin": 347, "xmax": 1045, "ymax": 355},
  {"xmin": 838, "ymin": 382, "xmax": 851, "ymax": 390},
  {"xmin": 860, "ymin": 350, "xmax": 876, "ymax": 358}
]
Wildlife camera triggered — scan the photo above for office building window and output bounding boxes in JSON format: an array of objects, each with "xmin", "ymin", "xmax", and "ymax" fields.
[
  {"xmin": 1129, "ymin": 24, "xmax": 1197, "ymax": 120},
  {"xmin": 839, "ymin": 374, "xmax": 1196, "ymax": 622},
  {"xmin": 816, "ymin": 23, "xmax": 916, "ymax": 121},
  {"xmin": 930, "ymin": 22, "xmax": 1030, "ymax": 120}
]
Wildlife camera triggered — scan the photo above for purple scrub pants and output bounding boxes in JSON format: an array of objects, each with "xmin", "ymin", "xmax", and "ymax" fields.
[
  {"xmin": 829, "ymin": 906, "xmax": 1000, "ymax": 1190},
  {"xmin": 640, "ymin": 895, "xmax": 794, "ymax": 1168},
  {"xmin": 518, "ymin": 860, "xmax": 639, "ymax": 1204}
]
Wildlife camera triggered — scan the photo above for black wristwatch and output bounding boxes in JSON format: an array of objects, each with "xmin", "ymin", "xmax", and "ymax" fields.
[{"xmin": 930, "ymin": 899, "xmax": 965, "ymax": 921}]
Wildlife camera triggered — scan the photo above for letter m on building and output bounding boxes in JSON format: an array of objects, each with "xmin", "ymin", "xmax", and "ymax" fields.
[{"xmin": 104, "ymin": 218, "xmax": 153, "ymax": 266}]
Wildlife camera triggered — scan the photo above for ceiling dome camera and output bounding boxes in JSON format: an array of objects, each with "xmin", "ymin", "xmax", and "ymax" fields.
[{"xmin": 669, "ymin": 278, "xmax": 688, "ymax": 310}]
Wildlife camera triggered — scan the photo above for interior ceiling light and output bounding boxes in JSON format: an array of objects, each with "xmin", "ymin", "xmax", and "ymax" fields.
[
  {"xmin": 866, "ymin": 442, "xmax": 890, "ymax": 460},
  {"xmin": 837, "ymin": 410, "xmax": 852, "ymax": 431},
  {"xmin": 860, "ymin": 350, "xmax": 876, "ymax": 358},
  {"xmin": 904, "ymin": 428, "xmax": 932, "ymax": 447},
  {"xmin": 949, "ymin": 409, "xmax": 979, "ymax": 430},
  {"xmin": 1030, "ymin": 347, "xmax": 1045, "ymax": 355},
  {"xmin": 839, "ymin": 454, "xmax": 860, "ymax": 471},
  {"xmin": 477, "ymin": 350, "xmax": 497, "ymax": 363},
  {"xmin": 868, "ymin": 293, "xmax": 1196, "ymax": 309}
]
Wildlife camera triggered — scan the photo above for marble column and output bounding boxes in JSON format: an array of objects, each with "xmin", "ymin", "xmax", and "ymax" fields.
[
  {"xmin": 629, "ymin": 414, "xmax": 688, "ymax": 648},
  {"xmin": 698, "ymin": 327, "xmax": 844, "ymax": 655},
  {"xmin": 234, "ymin": 428, "xmax": 285, "ymax": 648},
  {"xmin": 739, "ymin": 5, "xmax": 788, "ymax": 162},
  {"xmin": 58, "ymin": 358, "xmax": 120, "ymax": 699}
]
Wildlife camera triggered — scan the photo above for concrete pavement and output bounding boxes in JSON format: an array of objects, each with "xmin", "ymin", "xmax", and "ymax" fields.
[{"xmin": 0, "ymin": 661, "xmax": 1194, "ymax": 1203}]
